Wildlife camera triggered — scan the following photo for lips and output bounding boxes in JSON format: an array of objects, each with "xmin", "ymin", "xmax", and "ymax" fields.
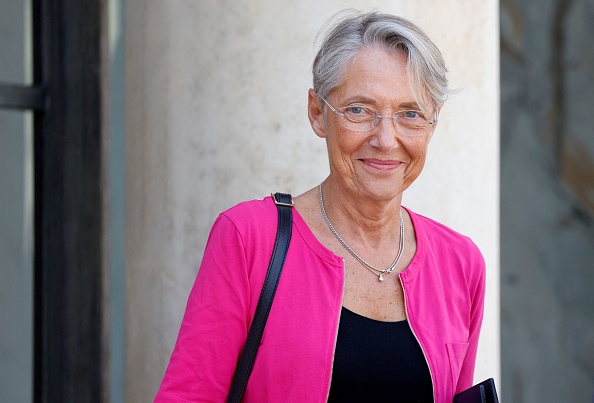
[{"xmin": 360, "ymin": 158, "xmax": 402, "ymax": 170}]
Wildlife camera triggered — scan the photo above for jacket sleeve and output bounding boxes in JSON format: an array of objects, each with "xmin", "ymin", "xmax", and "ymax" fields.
[
  {"xmin": 456, "ymin": 248, "xmax": 486, "ymax": 394},
  {"xmin": 154, "ymin": 214, "xmax": 251, "ymax": 403}
]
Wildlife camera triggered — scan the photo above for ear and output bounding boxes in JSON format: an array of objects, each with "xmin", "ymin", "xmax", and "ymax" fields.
[
  {"xmin": 308, "ymin": 89, "xmax": 327, "ymax": 139},
  {"xmin": 427, "ymin": 103, "xmax": 444, "ymax": 142}
]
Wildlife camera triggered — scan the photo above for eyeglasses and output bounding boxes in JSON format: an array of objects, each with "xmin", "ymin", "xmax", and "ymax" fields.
[{"xmin": 322, "ymin": 97, "xmax": 437, "ymax": 137}]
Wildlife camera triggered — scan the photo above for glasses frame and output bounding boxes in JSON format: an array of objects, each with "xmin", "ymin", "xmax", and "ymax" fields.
[{"xmin": 321, "ymin": 97, "xmax": 438, "ymax": 136}]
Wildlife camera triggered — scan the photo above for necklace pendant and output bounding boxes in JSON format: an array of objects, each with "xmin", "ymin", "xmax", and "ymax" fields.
[{"xmin": 318, "ymin": 184, "xmax": 405, "ymax": 285}]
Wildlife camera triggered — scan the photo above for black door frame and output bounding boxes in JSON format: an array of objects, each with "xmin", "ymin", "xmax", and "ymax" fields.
[{"xmin": 0, "ymin": 0, "xmax": 104, "ymax": 401}]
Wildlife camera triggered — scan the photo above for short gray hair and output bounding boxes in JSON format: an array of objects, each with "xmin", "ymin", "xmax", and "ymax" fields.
[{"xmin": 313, "ymin": 11, "xmax": 449, "ymax": 114}]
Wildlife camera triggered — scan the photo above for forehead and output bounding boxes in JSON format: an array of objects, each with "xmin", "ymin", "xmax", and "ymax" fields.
[{"xmin": 331, "ymin": 46, "xmax": 421, "ymax": 108}]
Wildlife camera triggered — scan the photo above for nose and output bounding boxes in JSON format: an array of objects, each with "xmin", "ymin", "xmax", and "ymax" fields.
[{"xmin": 369, "ymin": 116, "xmax": 400, "ymax": 151}]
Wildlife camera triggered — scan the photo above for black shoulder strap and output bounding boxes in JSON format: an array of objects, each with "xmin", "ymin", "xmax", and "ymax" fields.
[{"xmin": 226, "ymin": 192, "xmax": 293, "ymax": 403}]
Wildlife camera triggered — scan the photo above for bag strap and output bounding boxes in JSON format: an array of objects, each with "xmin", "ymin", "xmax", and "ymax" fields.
[{"xmin": 226, "ymin": 192, "xmax": 294, "ymax": 403}]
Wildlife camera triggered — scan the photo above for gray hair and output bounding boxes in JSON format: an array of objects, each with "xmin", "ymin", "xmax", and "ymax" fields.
[{"xmin": 313, "ymin": 11, "xmax": 449, "ymax": 114}]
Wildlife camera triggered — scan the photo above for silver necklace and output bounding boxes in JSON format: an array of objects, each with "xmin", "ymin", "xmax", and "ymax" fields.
[{"xmin": 318, "ymin": 184, "xmax": 405, "ymax": 282}]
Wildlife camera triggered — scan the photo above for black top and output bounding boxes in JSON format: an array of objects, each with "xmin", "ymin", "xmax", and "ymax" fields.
[{"xmin": 327, "ymin": 307, "xmax": 433, "ymax": 402}]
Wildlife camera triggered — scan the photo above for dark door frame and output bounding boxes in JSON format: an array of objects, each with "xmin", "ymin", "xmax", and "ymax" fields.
[{"xmin": 0, "ymin": 0, "xmax": 104, "ymax": 401}]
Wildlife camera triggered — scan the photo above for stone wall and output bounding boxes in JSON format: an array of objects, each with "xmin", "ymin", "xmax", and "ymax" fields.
[
  {"xmin": 124, "ymin": 1, "xmax": 500, "ymax": 401},
  {"xmin": 500, "ymin": 0, "xmax": 594, "ymax": 401}
]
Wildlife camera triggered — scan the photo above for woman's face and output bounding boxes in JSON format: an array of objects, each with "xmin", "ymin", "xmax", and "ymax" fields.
[{"xmin": 308, "ymin": 46, "xmax": 438, "ymax": 203}]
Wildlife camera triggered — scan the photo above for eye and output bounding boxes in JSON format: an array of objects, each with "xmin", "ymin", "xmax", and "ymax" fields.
[
  {"xmin": 343, "ymin": 106, "xmax": 374, "ymax": 123},
  {"xmin": 403, "ymin": 110, "xmax": 423, "ymax": 120},
  {"xmin": 346, "ymin": 106, "xmax": 365, "ymax": 115}
]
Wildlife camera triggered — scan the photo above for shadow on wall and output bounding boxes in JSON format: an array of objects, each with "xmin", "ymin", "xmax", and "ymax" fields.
[{"xmin": 500, "ymin": 0, "xmax": 594, "ymax": 402}]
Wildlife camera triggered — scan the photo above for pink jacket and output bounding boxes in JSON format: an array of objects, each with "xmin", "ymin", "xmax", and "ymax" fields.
[{"xmin": 155, "ymin": 197, "xmax": 485, "ymax": 402}]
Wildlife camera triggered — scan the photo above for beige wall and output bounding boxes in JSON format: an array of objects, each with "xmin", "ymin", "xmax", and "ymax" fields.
[{"xmin": 125, "ymin": 1, "xmax": 499, "ymax": 400}]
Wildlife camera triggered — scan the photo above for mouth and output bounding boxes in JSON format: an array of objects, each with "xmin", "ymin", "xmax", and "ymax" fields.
[{"xmin": 360, "ymin": 158, "xmax": 403, "ymax": 171}]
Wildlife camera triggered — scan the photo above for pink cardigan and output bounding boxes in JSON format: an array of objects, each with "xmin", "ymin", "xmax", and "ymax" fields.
[{"xmin": 155, "ymin": 197, "xmax": 485, "ymax": 402}]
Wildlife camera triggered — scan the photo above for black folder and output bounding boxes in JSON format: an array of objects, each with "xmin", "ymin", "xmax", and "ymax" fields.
[{"xmin": 453, "ymin": 378, "xmax": 499, "ymax": 403}]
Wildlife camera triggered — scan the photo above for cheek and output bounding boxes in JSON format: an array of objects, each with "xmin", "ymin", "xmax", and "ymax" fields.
[
  {"xmin": 327, "ymin": 137, "xmax": 368, "ymax": 180},
  {"xmin": 326, "ymin": 129, "xmax": 365, "ymax": 161},
  {"xmin": 403, "ymin": 141, "xmax": 429, "ymax": 175},
  {"xmin": 412, "ymin": 146, "xmax": 428, "ymax": 165},
  {"xmin": 326, "ymin": 138, "xmax": 355, "ymax": 173}
]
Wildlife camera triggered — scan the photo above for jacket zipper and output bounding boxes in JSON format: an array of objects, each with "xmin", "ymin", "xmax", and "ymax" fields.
[{"xmin": 400, "ymin": 272, "xmax": 436, "ymax": 401}]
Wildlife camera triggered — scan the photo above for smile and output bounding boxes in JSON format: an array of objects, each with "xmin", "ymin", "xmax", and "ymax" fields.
[{"xmin": 360, "ymin": 158, "xmax": 402, "ymax": 170}]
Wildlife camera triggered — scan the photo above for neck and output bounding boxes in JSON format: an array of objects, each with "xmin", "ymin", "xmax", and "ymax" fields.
[{"xmin": 319, "ymin": 179, "xmax": 403, "ymax": 245}]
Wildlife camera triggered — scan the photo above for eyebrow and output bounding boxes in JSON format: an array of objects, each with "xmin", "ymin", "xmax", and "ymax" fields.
[{"xmin": 397, "ymin": 101, "xmax": 423, "ymax": 110}]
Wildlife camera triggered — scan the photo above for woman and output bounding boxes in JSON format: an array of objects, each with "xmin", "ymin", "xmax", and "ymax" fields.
[{"xmin": 155, "ymin": 11, "xmax": 485, "ymax": 403}]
